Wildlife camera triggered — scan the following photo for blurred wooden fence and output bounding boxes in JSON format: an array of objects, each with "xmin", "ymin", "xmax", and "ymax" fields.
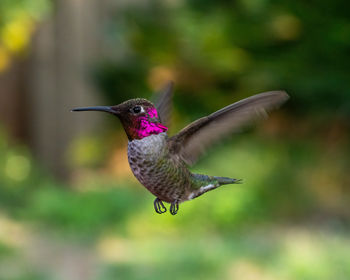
[
  {"xmin": 0, "ymin": 0, "xmax": 115, "ymax": 179},
  {"xmin": 0, "ymin": 62, "xmax": 27, "ymax": 141},
  {"xmin": 28, "ymin": 0, "xmax": 110, "ymax": 178}
]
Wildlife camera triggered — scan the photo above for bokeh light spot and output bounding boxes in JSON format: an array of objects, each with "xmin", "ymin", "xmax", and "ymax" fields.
[
  {"xmin": 5, "ymin": 155, "xmax": 31, "ymax": 182},
  {"xmin": 270, "ymin": 14, "xmax": 302, "ymax": 41},
  {"xmin": 1, "ymin": 17, "xmax": 34, "ymax": 53}
]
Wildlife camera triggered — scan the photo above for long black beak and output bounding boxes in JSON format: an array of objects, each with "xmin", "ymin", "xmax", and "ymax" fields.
[{"xmin": 71, "ymin": 106, "xmax": 119, "ymax": 115}]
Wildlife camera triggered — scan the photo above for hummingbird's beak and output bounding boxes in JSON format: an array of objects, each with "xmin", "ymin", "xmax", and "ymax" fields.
[{"xmin": 71, "ymin": 106, "xmax": 120, "ymax": 115}]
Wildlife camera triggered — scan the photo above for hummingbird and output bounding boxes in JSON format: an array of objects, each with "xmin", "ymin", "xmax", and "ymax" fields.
[{"xmin": 72, "ymin": 82, "xmax": 289, "ymax": 215}]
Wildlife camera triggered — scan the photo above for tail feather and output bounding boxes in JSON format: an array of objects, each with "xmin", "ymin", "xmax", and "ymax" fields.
[
  {"xmin": 214, "ymin": 176, "xmax": 242, "ymax": 185},
  {"xmin": 188, "ymin": 173, "xmax": 242, "ymax": 201},
  {"xmin": 192, "ymin": 173, "xmax": 242, "ymax": 187}
]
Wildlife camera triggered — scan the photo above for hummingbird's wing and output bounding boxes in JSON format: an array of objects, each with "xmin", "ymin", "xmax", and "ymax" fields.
[
  {"xmin": 168, "ymin": 91, "xmax": 289, "ymax": 165},
  {"xmin": 154, "ymin": 81, "xmax": 174, "ymax": 128}
]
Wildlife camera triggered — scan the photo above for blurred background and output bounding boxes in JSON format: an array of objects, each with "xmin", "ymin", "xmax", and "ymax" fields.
[{"xmin": 0, "ymin": 0, "xmax": 350, "ymax": 279}]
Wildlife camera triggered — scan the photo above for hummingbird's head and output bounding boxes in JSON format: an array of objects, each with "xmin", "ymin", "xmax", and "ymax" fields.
[{"xmin": 72, "ymin": 98, "xmax": 168, "ymax": 140}]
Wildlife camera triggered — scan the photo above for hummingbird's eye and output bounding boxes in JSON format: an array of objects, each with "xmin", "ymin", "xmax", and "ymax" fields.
[{"xmin": 132, "ymin": 105, "xmax": 144, "ymax": 114}]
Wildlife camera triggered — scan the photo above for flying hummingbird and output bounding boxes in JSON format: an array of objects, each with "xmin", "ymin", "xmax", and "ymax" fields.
[{"xmin": 72, "ymin": 82, "xmax": 289, "ymax": 215}]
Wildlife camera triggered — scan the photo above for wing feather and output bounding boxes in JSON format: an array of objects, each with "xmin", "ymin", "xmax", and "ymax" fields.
[
  {"xmin": 154, "ymin": 81, "xmax": 174, "ymax": 128},
  {"xmin": 169, "ymin": 91, "xmax": 289, "ymax": 165}
]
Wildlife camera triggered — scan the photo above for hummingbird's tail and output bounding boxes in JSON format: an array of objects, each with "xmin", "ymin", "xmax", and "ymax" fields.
[
  {"xmin": 188, "ymin": 173, "xmax": 242, "ymax": 201},
  {"xmin": 214, "ymin": 176, "xmax": 242, "ymax": 185}
]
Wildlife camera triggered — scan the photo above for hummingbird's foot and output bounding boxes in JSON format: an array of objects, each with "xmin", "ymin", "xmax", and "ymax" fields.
[
  {"xmin": 170, "ymin": 200, "xmax": 179, "ymax": 215},
  {"xmin": 154, "ymin": 198, "xmax": 167, "ymax": 214}
]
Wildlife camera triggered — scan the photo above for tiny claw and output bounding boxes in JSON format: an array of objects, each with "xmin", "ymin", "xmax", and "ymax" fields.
[
  {"xmin": 170, "ymin": 200, "xmax": 179, "ymax": 215},
  {"xmin": 154, "ymin": 198, "xmax": 167, "ymax": 214}
]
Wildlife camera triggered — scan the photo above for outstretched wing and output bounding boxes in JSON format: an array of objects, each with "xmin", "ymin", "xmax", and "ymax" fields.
[
  {"xmin": 168, "ymin": 91, "xmax": 289, "ymax": 165},
  {"xmin": 154, "ymin": 81, "xmax": 174, "ymax": 128}
]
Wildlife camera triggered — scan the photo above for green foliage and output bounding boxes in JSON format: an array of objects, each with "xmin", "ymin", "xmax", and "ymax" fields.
[
  {"xmin": 93, "ymin": 0, "xmax": 350, "ymax": 118},
  {"xmin": 99, "ymin": 231, "xmax": 350, "ymax": 280},
  {"xmin": 24, "ymin": 186, "xmax": 146, "ymax": 237},
  {"xmin": 0, "ymin": 0, "xmax": 51, "ymax": 71},
  {"xmin": 0, "ymin": 0, "xmax": 51, "ymax": 24},
  {"xmin": 0, "ymin": 125, "xmax": 349, "ymax": 279},
  {"xmin": 0, "ymin": 241, "xmax": 14, "ymax": 259}
]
